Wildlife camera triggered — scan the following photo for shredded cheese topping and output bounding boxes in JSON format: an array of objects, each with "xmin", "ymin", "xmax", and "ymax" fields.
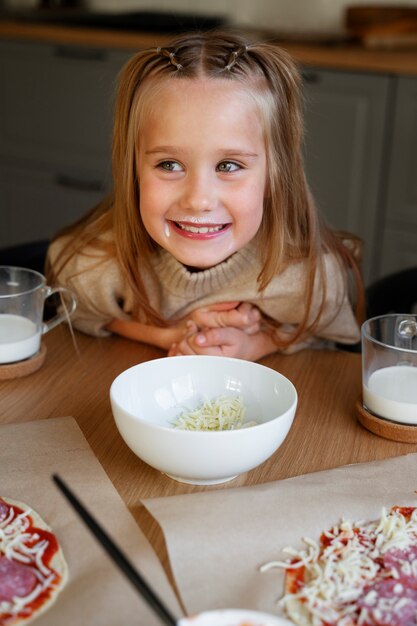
[
  {"xmin": 261, "ymin": 506, "xmax": 417, "ymax": 626},
  {"xmin": 0, "ymin": 502, "xmax": 58, "ymax": 617},
  {"xmin": 172, "ymin": 395, "xmax": 257, "ymax": 431}
]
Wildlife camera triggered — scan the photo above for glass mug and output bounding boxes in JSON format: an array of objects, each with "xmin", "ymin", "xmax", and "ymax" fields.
[
  {"xmin": 0, "ymin": 266, "xmax": 77, "ymax": 364},
  {"xmin": 362, "ymin": 314, "xmax": 417, "ymax": 424}
]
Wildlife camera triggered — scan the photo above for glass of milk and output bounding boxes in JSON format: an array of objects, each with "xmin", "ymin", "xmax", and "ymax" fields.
[
  {"xmin": 362, "ymin": 314, "xmax": 417, "ymax": 424},
  {"xmin": 0, "ymin": 266, "xmax": 77, "ymax": 364}
]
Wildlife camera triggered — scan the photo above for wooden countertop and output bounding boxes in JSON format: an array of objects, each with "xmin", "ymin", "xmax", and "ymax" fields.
[
  {"xmin": 0, "ymin": 19, "xmax": 174, "ymax": 50},
  {"xmin": 0, "ymin": 18, "xmax": 417, "ymax": 76}
]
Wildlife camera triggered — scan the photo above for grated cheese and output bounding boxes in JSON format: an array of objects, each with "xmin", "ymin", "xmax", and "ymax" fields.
[
  {"xmin": 261, "ymin": 506, "xmax": 417, "ymax": 626},
  {"xmin": 172, "ymin": 395, "xmax": 257, "ymax": 431}
]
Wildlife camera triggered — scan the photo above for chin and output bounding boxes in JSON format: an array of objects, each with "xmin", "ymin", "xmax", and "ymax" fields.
[
  {"xmin": 173, "ymin": 246, "xmax": 236, "ymax": 270},
  {"xmin": 179, "ymin": 255, "xmax": 231, "ymax": 271},
  {"xmin": 182, "ymin": 261, "xmax": 216, "ymax": 271}
]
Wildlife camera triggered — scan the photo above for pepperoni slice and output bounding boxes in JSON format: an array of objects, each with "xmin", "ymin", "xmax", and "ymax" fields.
[
  {"xmin": 358, "ymin": 578, "xmax": 417, "ymax": 626},
  {"xmin": 384, "ymin": 545, "xmax": 417, "ymax": 588},
  {"xmin": 0, "ymin": 500, "xmax": 9, "ymax": 523},
  {"xmin": 0, "ymin": 556, "xmax": 37, "ymax": 602}
]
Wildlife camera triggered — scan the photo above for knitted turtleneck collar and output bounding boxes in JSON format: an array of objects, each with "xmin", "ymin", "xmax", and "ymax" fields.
[{"xmin": 151, "ymin": 241, "xmax": 261, "ymax": 300}]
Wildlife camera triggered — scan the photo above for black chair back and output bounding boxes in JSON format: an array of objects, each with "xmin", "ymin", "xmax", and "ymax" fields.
[
  {"xmin": 0, "ymin": 240, "xmax": 49, "ymax": 275},
  {"xmin": 366, "ymin": 267, "xmax": 417, "ymax": 319}
]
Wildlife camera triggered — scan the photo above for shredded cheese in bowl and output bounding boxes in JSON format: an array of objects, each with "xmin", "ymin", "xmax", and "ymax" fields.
[{"xmin": 172, "ymin": 395, "xmax": 258, "ymax": 431}]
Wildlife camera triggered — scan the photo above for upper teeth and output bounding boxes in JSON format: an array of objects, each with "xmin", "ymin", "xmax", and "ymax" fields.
[{"xmin": 176, "ymin": 223, "xmax": 224, "ymax": 234}]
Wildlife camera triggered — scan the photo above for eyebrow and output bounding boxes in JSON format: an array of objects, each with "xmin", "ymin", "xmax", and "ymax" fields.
[
  {"xmin": 145, "ymin": 146, "xmax": 260, "ymax": 158},
  {"xmin": 145, "ymin": 146, "xmax": 186, "ymax": 155}
]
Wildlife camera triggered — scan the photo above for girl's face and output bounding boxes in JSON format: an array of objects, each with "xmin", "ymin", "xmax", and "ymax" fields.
[{"xmin": 138, "ymin": 78, "xmax": 267, "ymax": 269}]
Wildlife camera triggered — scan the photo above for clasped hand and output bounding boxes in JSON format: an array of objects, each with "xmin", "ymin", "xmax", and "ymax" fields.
[
  {"xmin": 106, "ymin": 301, "xmax": 278, "ymax": 361},
  {"xmin": 168, "ymin": 301, "xmax": 276, "ymax": 361}
]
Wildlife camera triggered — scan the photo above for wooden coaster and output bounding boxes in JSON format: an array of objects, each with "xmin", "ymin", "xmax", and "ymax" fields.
[
  {"xmin": 0, "ymin": 344, "xmax": 47, "ymax": 381},
  {"xmin": 356, "ymin": 396, "xmax": 417, "ymax": 443}
]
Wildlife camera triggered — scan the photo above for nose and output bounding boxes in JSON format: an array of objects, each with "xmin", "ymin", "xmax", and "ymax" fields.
[{"xmin": 179, "ymin": 171, "xmax": 216, "ymax": 213}]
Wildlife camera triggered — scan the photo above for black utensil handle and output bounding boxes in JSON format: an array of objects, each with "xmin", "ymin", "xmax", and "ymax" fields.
[{"xmin": 52, "ymin": 474, "xmax": 178, "ymax": 626}]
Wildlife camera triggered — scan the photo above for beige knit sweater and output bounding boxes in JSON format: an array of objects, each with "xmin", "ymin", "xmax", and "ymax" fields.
[{"xmin": 48, "ymin": 235, "xmax": 360, "ymax": 349}]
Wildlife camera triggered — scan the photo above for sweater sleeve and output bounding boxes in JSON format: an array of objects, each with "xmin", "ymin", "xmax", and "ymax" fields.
[
  {"xmin": 311, "ymin": 252, "xmax": 361, "ymax": 345},
  {"xmin": 259, "ymin": 253, "xmax": 361, "ymax": 349},
  {"xmin": 47, "ymin": 237, "xmax": 132, "ymax": 337}
]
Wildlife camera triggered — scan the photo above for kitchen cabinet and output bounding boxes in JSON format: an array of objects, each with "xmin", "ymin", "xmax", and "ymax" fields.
[
  {"xmin": 0, "ymin": 39, "xmax": 131, "ymax": 246},
  {"xmin": 301, "ymin": 67, "xmax": 392, "ymax": 284},
  {"xmin": 0, "ymin": 163, "xmax": 106, "ymax": 248},
  {"xmin": 379, "ymin": 77, "xmax": 417, "ymax": 278},
  {"xmin": 0, "ymin": 36, "xmax": 416, "ymax": 284},
  {"xmin": 302, "ymin": 68, "xmax": 417, "ymax": 284}
]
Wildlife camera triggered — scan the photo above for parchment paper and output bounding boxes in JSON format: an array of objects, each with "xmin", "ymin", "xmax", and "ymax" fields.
[
  {"xmin": 143, "ymin": 453, "xmax": 417, "ymax": 617},
  {"xmin": 0, "ymin": 416, "xmax": 182, "ymax": 625}
]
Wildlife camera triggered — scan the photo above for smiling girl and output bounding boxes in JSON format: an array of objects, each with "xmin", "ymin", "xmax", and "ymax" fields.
[{"xmin": 47, "ymin": 30, "xmax": 363, "ymax": 360}]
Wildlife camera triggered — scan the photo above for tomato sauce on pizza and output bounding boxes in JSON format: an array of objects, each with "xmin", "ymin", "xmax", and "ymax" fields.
[
  {"xmin": 262, "ymin": 506, "xmax": 417, "ymax": 626},
  {"xmin": 0, "ymin": 497, "xmax": 67, "ymax": 625}
]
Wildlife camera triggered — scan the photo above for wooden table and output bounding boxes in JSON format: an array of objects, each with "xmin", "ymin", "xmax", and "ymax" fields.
[{"xmin": 1, "ymin": 327, "xmax": 416, "ymax": 588}]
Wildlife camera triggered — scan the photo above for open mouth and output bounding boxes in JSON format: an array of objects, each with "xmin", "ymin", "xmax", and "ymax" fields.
[
  {"xmin": 169, "ymin": 220, "xmax": 231, "ymax": 238},
  {"xmin": 176, "ymin": 222, "xmax": 227, "ymax": 234}
]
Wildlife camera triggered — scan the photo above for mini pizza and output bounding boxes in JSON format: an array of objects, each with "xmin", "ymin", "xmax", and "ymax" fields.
[
  {"xmin": 0, "ymin": 497, "xmax": 68, "ymax": 625},
  {"xmin": 261, "ymin": 506, "xmax": 417, "ymax": 626}
]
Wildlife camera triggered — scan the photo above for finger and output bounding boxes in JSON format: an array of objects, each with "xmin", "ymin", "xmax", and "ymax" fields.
[
  {"xmin": 237, "ymin": 302, "xmax": 261, "ymax": 324},
  {"xmin": 185, "ymin": 320, "xmax": 199, "ymax": 335},
  {"xmin": 218, "ymin": 304, "xmax": 260, "ymax": 328},
  {"xmin": 243, "ymin": 322, "xmax": 261, "ymax": 335},
  {"xmin": 214, "ymin": 308, "xmax": 259, "ymax": 329},
  {"xmin": 174, "ymin": 337, "xmax": 197, "ymax": 355},
  {"xmin": 189, "ymin": 302, "xmax": 240, "ymax": 327},
  {"xmin": 193, "ymin": 308, "xmax": 251, "ymax": 330},
  {"xmin": 193, "ymin": 327, "xmax": 239, "ymax": 348},
  {"xmin": 169, "ymin": 340, "xmax": 193, "ymax": 356},
  {"xmin": 187, "ymin": 335, "xmax": 223, "ymax": 356}
]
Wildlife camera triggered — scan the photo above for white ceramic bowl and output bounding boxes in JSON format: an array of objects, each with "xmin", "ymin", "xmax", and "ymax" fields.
[
  {"xmin": 110, "ymin": 356, "xmax": 297, "ymax": 485},
  {"xmin": 178, "ymin": 609, "xmax": 293, "ymax": 625}
]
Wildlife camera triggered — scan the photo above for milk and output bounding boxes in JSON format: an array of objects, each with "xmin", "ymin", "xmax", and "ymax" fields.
[
  {"xmin": 363, "ymin": 365, "xmax": 417, "ymax": 423},
  {"xmin": 0, "ymin": 314, "xmax": 40, "ymax": 364}
]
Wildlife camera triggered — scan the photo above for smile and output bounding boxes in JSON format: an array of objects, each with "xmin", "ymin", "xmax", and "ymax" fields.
[
  {"xmin": 167, "ymin": 220, "xmax": 231, "ymax": 240},
  {"xmin": 175, "ymin": 222, "xmax": 226, "ymax": 234}
]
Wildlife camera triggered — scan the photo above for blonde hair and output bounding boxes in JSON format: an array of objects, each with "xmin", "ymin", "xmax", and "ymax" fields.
[{"xmin": 48, "ymin": 29, "xmax": 364, "ymax": 345}]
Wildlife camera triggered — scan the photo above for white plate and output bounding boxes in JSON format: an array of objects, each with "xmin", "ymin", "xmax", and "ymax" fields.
[{"xmin": 177, "ymin": 608, "xmax": 294, "ymax": 626}]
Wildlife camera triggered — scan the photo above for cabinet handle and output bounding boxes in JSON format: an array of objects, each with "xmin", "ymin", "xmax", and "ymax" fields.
[
  {"xmin": 55, "ymin": 174, "xmax": 104, "ymax": 193},
  {"xmin": 54, "ymin": 46, "xmax": 108, "ymax": 62},
  {"xmin": 302, "ymin": 71, "xmax": 321, "ymax": 84}
]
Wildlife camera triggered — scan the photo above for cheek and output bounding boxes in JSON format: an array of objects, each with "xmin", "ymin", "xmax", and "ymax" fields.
[
  {"xmin": 140, "ymin": 177, "xmax": 171, "ymax": 212},
  {"xmin": 139, "ymin": 180, "xmax": 161, "ymax": 220},
  {"xmin": 236, "ymin": 184, "xmax": 264, "ymax": 225}
]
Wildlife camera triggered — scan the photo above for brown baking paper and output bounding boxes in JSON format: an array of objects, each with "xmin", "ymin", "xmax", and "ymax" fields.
[
  {"xmin": 0, "ymin": 416, "xmax": 182, "ymax": 625},
  {"xmin": 143, "ymin": 453, "xmax": 417, "ymax": 617}
]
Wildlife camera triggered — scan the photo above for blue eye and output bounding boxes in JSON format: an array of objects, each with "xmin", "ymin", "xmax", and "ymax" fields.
[
  {"xmin": 158, "ymin": 161, "xmax": 182, "ymax": 172},
  {"xmin": 217, "ymin": 161, "xmax": 240, "ymax": 173}
]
